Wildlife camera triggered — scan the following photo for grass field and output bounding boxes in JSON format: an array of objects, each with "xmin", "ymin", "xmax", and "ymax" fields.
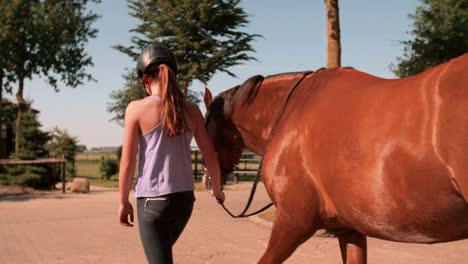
[
  {"xmin": 75, "ymin": 159, "xmax": 208, "ymax": 190},
  {"xmin": 75, "ymin": 159, "xmax": 120, "ymax": 188},
  {"xmin": 74, "ymin": 150, "xmax": 261, "ymax": 189},
  {"xmin": 76, "ymin": 152, "xmax": 116, "ymax": 161},
  {"xmin": 76, "ymin": 160, "xmax": 101, "ymax": 178}
]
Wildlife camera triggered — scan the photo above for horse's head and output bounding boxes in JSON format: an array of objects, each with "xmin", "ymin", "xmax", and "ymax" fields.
[{"xmin": 203, "ymin": 88, "xmax": 244, "ymax": 186}]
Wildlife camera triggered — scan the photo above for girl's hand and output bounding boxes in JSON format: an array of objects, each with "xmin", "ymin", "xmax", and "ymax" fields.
[
  {"xmin": 119, "ymin": 201, "xmax": 134, "ymax": 227},
  {"xmin": 211, "ymin": 189, "xmax": 225, "ymax": 204}
]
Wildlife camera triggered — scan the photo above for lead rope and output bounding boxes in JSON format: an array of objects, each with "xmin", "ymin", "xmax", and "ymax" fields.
[{"xmin": 219, "ymin": 71, "xmax": 313, "ymax": 218}]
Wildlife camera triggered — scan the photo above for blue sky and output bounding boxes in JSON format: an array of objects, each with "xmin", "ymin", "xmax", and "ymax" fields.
[{"xmin": 6, "ymin": 0, "xmax": 420, "ymax": 149}]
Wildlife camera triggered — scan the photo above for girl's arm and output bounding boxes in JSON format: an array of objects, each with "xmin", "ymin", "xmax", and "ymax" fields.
[
  {"xmin": 118, "ymin": 102, "xmax": 140, "ymax": 226},
  {"xmin": 187, "ymin": 103, "xmax": 225, "ymax": 203}
]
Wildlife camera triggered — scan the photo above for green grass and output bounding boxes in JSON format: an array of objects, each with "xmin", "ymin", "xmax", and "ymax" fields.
[
  {"xmin": 75, "ymin": 151, "xmax": 118, "ymax": 187},
  {"xmin": 76, "ymin": 152, "xmax": 116, "ymax": 161},
  {"xmin": 87, "ymin": 178, "xmax": 119, "ymax": 188},
  {"xmin": 75, "ymin": 157, "xmax": 261, "ymax": 189},
  {"xmin": 76, "ymin": 160, "xmax": 201, "ymax": 190},
  {"xmin": 75, "ymin": 160, "xmax": 120, "ymax": 188},
  {"xmin": 76, "ymin": 160, "xmax": 101, "ymax": 178}
]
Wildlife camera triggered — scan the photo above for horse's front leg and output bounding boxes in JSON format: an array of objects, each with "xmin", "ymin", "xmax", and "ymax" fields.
[
  {"xmin": 258, "ymin": 209, "xmax": 319, "ymax": 264},
  {"xmin": 338, "ymin": 230, "xmax": 367, "ymax": 264},
  {"xmin": 258, "ymin": 145, "xmax": 322, "ymax": 263}
]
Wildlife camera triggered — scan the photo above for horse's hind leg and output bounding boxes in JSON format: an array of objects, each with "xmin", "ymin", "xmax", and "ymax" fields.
[
  {"xmin": 338, "ymin": 230, "xmax": 367, "ymax": 264},
  {"xmin": 258, "ymin": 211, "xmax": 318, "ymax": 264}
]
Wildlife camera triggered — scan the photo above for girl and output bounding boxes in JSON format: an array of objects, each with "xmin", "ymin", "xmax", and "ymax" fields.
[{"xmin": 118, "ymin": 44, "xmax": 225, "ymax": 264}]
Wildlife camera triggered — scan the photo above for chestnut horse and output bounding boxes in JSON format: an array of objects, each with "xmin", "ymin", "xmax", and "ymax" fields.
[{"xmin": 203, "ymin": 54, "xmax": 468, "ymax": 264}]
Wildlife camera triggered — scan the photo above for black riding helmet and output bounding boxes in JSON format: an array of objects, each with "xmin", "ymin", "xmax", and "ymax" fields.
[{"xmin": 136, "ymin": 44, "xmax": 178, "ymax": 81}]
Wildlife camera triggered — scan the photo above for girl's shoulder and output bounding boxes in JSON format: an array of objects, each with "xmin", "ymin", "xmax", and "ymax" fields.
[
  {"xmin": 125, "ymin": 98, "xmax": 158, "ymax": 118},
  {"xmin": 129, "ymin": 97, "xmax": 158, "ymax": 109}
]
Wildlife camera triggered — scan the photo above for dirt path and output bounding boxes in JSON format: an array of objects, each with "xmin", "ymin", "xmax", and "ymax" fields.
[{"xmin": 0, "ymin": 183, "xmax": 466, "ymax": 263}]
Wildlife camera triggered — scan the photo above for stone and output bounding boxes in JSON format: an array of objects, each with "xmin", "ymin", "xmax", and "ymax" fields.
[
  {"xmin": 70, "ymin": 177, "xmax": 90, "ymax": 193},
  {"xmin": 55, "ymin": 181, "xmax": 73, "ymax": 190}
]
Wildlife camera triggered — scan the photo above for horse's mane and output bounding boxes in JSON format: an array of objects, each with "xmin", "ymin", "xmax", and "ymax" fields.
[
  {"xmin": 214, "ymin": 68, "xmax": 332, "ymax": 117},
  {"xmin": 235, "ymin": 75, "xmax": 265, "ymax": 106},
  {"xmin": 233, "ymin": 70, "xmax": 319, "ymax": 106}
]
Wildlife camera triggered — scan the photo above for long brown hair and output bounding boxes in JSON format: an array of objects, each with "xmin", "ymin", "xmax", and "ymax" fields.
[{"xmin": 157, "ymin": 64, "xmax": 190, "ymax": 137}]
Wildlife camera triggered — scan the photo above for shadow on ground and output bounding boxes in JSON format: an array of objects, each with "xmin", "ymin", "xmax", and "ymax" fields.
[
  {"xmin": 0, "ymin": 192, "xmax": 70, "ymax": 202},
  {"xmin": 0, "ymin": 184, "xmax": 118, "ymax": 202}
]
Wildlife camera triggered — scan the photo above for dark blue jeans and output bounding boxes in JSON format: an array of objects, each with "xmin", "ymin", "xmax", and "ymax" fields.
[{"xmin": 137, "ymin": 191, "xmax": 195, "ymax": 264}]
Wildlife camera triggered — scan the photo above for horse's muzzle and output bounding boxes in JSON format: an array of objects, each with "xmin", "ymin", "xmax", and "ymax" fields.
[{"xmin": 220, "ymin": 168, "xmax": 234, "ymax": 186}]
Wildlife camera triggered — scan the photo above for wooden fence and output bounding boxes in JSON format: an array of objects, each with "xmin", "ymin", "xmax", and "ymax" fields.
[
  {"xmin": 191, "ymin": 148, "xmax": 260, "ymax": 181},
  {"xmin": 1, "ymin": 150, "xmax": 259, "ymax": 190},
  {"xmin": 0, "ymin": 157, "xmax": 67, "ymax": 193}
]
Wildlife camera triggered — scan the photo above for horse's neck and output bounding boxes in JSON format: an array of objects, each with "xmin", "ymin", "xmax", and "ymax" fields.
[{"xmin": 231, "ymin": 75, "xmax": 301, "ymax": 155}]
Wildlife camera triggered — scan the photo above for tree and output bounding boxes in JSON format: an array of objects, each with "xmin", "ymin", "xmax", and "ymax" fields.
[
  {"xmin": 0, "ymin": 98, "xmax": 18, "ymax": 158},
  {"xmin": 325, "ymin": 0, "xmax": 341, "ymax": 68},
  {"xmin": 107, "ymin": 70, "xmax": 147, "ymax": 126},
  {"xmin": 1, "ymin": 103, "xmax": 57, "ymax": 188},
  {"xmin": 0, "ymin": 0, "xmax": 100, "ymax": 158},
  {"xmin": 392, "ymin": 0, "xmax": 468, "ymax": 77},
  {"xmin": 0, "ymin": 3, "xmax": 16, "ymax": 119},
  {"xmin": 48, "ymin": 127, "xmax": 79, "ymax": 177},
  {"xmin": 0, "ymin": 98, "xmax": 16, "ymax": 128},
  {"xmin": 76, "ymin": 144, "xmax": 87, "ymax": 153},
  {"xmin": 17, "ymin": 108, "xmax": 50, "ymax": 160},
  {"xmin": 109, "ymin": 0, "xmax": 261, "ymax": 125}
]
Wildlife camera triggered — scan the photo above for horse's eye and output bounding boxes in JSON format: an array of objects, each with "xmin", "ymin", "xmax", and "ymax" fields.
[{"xmin": 233, "ymin": 134, "xmax": 237, "ymax": 139}]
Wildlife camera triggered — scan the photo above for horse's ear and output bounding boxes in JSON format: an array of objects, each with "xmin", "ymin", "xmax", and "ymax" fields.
[{"xmin": 204, "ymin": 88, "xmax": 213, "ymax": 111}]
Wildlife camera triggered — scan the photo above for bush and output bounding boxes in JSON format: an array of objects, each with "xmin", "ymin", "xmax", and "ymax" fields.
[
  {"xmin": 0, "ymin": 165, "xmax": 58, "ymax": 189},
  {"xmin": 0, "ymin": 173, "xmax": 12, "ymax": 185},
  {"xmin": 99, "ymin": 159, "xmax": 119, "ymax": 180},
  {"xmin": 116, "ymin": 146, "xmax": 122, "ymax": 162},
  {"xmin": 14, "ymin": 173, "xmax": 43, "ymax": 188},
  {"xmin": 48, "ymin": 127, "xmax": 79, "ymax": 177},
  {"xmin": 110, "ymin": 175, "xmax": 119, "ymax": 181}
]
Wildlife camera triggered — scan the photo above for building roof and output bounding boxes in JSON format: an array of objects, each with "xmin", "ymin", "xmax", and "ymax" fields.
[
  {"xmin": 84, "ymin": 146, "xmax": 119, "ymax": 153},
  {"xmin": 1, "ymin": 100, "xmax": 40, "ymax": 114}
]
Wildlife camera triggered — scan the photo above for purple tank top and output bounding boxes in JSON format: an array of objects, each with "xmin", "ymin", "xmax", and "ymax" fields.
[{"xmin": 134, "ymin": 96, "xmax": 194, "ymax": 198}]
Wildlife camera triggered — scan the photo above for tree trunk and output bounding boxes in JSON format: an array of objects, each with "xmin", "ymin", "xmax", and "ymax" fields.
[
  {"xmin": 14, "ymin": 76, "xmax": 25, "ymax": 159},
  {"xmin": 325, "ymin": 0, "xmax": 341, "ymax": 68},
  {"xmin": 0, "ymin": 72, "xmax": 3, "ymax": 116},
  {"xmin": 183, "ymin": 80, "xmax": 188, "ymax": 96}
]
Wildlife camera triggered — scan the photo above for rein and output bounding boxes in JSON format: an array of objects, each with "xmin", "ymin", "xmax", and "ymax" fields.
[{"xmin": 209, "ymin": 71, "xmax": 313, "ymax": 218}]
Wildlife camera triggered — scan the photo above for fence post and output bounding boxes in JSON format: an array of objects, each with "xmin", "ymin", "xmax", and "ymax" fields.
[
  {"xmin": 52, "ymin": 163, "xmax": 56, "ymax": 189},
  {"xmin": 194, "ymin": 149, "xmax": 198, "ymax": 180},
  {"xmin": 61, "ymin": 155, "xmax": 66, "ymax": 193}
]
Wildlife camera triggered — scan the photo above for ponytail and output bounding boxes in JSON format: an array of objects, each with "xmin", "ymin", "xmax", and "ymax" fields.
[{"xmin": 158, "ymin": 64, "xmax": 189, "ymax": 137}]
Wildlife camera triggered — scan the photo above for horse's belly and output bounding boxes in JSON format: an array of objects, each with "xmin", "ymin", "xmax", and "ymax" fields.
[
  {"xmin": 321, "ymin": 137, "xmax": 468, "ymax": 243},
  {"xmin": 347, "ymin": 196, "xmax": 468, "ymax": 243}
]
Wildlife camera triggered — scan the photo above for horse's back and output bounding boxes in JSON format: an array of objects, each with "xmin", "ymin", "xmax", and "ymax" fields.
[{"xmin": 281, "ymin": 54, "xmax": 468, "ymax": 243}]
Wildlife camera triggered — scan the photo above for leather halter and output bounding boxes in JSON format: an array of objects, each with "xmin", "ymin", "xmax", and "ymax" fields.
[{"xmin": 206, "ymin": 71, "xmax": 313, "ymax": 218}]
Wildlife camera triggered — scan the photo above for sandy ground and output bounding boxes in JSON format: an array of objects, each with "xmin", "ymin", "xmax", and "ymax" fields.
[{"xmin": 0, "ymin": 183, "xmax": 466, "ymax": 264}]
